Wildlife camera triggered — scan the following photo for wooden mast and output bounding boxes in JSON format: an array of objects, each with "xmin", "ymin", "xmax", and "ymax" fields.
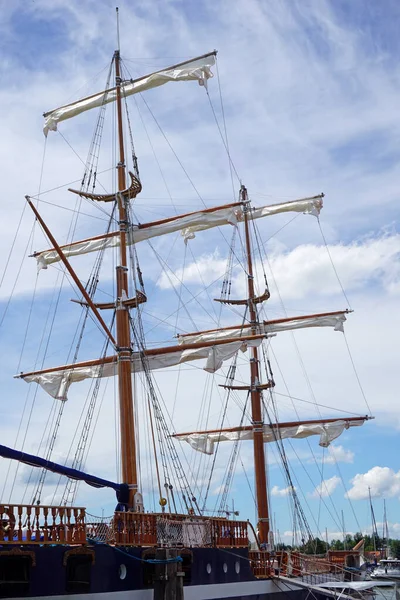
[
  {"xmin": 242, "ymin": 184, "xmax": 270, "ymax": 545},
  {"xmin": 114, "ymin": 49, "xmax": 138, "ymax": 505}
]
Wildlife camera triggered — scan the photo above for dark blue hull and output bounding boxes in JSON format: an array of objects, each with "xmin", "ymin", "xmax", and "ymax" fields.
[{"xmin": 0, "ymin": 544, "xmax": 307, "ymax": 599}]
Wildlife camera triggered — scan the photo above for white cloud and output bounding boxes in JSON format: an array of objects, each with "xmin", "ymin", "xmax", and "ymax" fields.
[
  {"xmin": 264, "ymin": 232, "xmax": 400, "ymax": 300},
  {"xmin": 312, "ymin": 475, "xmax": 340, "ymax": 498},
  {"xmin": 325, "ymin": 445, "xmax": 354, "ymax": 465},
  {"xmin": 156, "ymin": 231, "xmax": 400, "ymax": 299},
  {"xmin": 271, "ymin": 485, "xmax": 296, "ymax": 497},
  {"xmin": 157, "ymin": 251, "xmax": 227, "ymax": 291},
  {"xmin": 346, "ymin": 467, "xmax": 400, "ymax": 500}
]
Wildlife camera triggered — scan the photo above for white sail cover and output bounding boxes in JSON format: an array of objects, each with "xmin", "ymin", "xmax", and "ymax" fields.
[
  {"xmin": 35, "ymin": 196, "xmax": 323, "ymax": 270},
  {"xmin": 21, "ymin": 339, "xmax": 261, "ymax": 401},
  {"xmin": 177, "ymin": 419, "xmax": 365, "ymax": 455},
  {"xmin": 177, "ymin": 312, "xmax": 347, "ymax": 345},
  {"xmin": 43, "ymin": 54, "xmax": 216, "ymax": 136}
]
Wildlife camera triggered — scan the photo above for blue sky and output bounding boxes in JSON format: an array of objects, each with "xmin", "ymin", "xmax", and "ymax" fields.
[{"xmin": 0, "ymin": 0, "xmax": 399, "ymax": 543}]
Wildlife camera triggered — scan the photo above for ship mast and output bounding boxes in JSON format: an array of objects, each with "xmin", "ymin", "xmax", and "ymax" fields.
[
  {"xmin": 242, "ymin": 184, "xmax": 270, "ymax": 545},
  {"xmin": 114, "ymin": 48, "xmax": 138, "ymax": 505}
]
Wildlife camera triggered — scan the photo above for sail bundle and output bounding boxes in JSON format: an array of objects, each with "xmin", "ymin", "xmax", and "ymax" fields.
[
  {"xmin": 43, "ymin": 53, "xmax": 216, "ymax": 136},
  {"xmin": 176, "ymin": 310, "xmax": 349, "ymax": 346},
  {"xmin": 18, "ymin": 337, "xmax": 263, "ymax": 401},
  {"xmin": 34, "ymin": 195, "xmax": 323, "ymax": 271},
  {"xmin": 174, "ymin": 418, "xmax": 367, "ymax": 455}
]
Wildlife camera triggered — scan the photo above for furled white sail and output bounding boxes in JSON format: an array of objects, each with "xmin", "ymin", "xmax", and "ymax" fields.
[
  {"xmin": 20, "ymin": 339, "xmax": 262, "ymax": 401},
  {"xmin": 43, "ymin": 53, "xmax": 216, "ymax": 136},
  {"xmin": 176, "ymin": 419, "xmax": 365, "ymax": 455},
  {"xmin": 177, "ymin": 312, "xmax": 348, "ymax": 345},
  {"xmin": 35, "ymin": 196, "xmax": 323, "ymax": 270}
]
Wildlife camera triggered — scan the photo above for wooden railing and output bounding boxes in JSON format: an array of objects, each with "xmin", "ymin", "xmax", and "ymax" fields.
[
  {"xmin": 249, "ymin": 551, "xmax": 272, "ymax": 578},
  {"xmin": 113, "ymin": 512, "xmax": 157, "ymax": 546},
  {"xmin": 112, "ymin": 513, "xmax": 249, "ymax": 548},
  {"xmin": 210, "ymin": 518, "xmax": 248, "ymax": 547},
  {"xmin": 0, "ymin": 505, "xmax": 249, "ymax": 549},
  {"xmin": 0, "ymin": 504, "xmax": 86, "ymax": 545},
  {"xmin": 249, "ymin": 549, "xmax": 362, "ymax": 580},
  {"xmin": 300, "ymin": 551, "xmax": 361, "ymax": 575},
  {"xmin": 249, "ymin": 551, "xmax": 302, "ymax": 579}
]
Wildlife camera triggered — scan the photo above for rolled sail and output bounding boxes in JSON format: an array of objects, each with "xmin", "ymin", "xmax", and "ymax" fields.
[
  {"xmin": 34, "ymin": 195, "xmax": 323, "ymax": 271},
  {"xmin": 43, "ymin": 53, "xmax": 216, "ymax": 136},
  {"xmin": 19, "ymin": 338, "xmax": 262, "ymax": 401},
  {"xmin": 176, "ymin": 311, "xmax": 349, "ymax": 345},
  {"xmin": 176, "ymin": 419, "xmax": 366, "ymax": 455}
]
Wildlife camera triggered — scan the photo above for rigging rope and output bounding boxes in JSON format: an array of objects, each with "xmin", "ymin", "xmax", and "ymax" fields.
[
  {"xmin": 216, "ymin": 392, "xmax": 249, "ymax": 515},
  {"xmin": 202, "ymin": 357, "xmax": 238, "ymax": 511}
]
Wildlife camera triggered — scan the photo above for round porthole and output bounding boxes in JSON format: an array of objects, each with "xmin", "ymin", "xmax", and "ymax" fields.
[
  {"xmin": 206, "ymin": 563, "xmax": 212, "ymax": 574},
  {"xmin": 223, "ymin": 562, "xmax": 228, "ymax": 573},
  {"xmin": 119, "ymin": 564, "xmax": 127, "ymax": 580},
  {"xmin": 235, "ymin": 561, "xmax": 240, "ymax": 574}
]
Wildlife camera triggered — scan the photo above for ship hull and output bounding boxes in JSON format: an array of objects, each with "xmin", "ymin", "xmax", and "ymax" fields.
[{"xmin": 0, "ymin": 544, "xmax": 307, "ymax": 599}]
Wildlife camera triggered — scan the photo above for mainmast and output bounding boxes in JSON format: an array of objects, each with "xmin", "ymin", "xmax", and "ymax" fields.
[
  {"xmin": 114, "ymin": 49, "xmax": 138, "ymax": 505},
  {"xmin": 241, "ymin": 185, "xmax": 270, "ymax": 545}
]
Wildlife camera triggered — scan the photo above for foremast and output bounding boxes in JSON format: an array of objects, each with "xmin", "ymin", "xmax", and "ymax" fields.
[
  {"xmin": 242, "ymin": 185, "xmax": 270, "ymax": 545},
  {"xmin": 114, "ymin": 49, "xmax": 138, "ymax": 506}
]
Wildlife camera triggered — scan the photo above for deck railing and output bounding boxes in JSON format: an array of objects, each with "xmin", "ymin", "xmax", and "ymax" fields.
[
  {"xmin": 112, "ymin": 513, "xmax": 249, "ymax": 547},
  {"xmin": 0, "ymin": 504, "xmax": 86, "ymax": 545},
  {"xmin": 249, "ymin": 550, "xmax": 362, "ymax": 580},
  {"xmin": 1, "ymin": 505, "xmax": 249, "ymax": 549},
  {"xmin": 113, "ymin": 512, "xmax": 158, "ymax": 546},
  {"xmin": 249, "ymin": 551, "xmax": 272, "ymax": 578},
  {"xmin": 210, "ymin": 518, "xmax": 248, "ymax": 547}
]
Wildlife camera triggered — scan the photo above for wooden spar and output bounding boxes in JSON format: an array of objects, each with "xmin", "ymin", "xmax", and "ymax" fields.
[
  {"xmin": 32, "ymin": 201, "xmax": 243, "ymax": 259},
  {"xmin": 25, "ymin": 197, "xmax": 115, "ymax": 347},
  {"xmin": 16, "ymin": 355, "xmax": 117, "ymax": 379},
  {"xmin": 138, "ymin": 201, "xmax": 242, "ymax": 229},
  {"xmin": 31, "ymin": 231, "xmax": 118, "ymax": 258},
  {"xmin": 177, "ymin": 309, "xmax": 352, "ymax": 339},
  {"xmin": 218, "ymin": 382, "xmax": 273, "ymax": 391},
  {"xmin": 242, "ymin": 184, "xmax": 270, "ymax": 545},
  {"xmin": 214, "ymin": 288, "xmax": 270, "ymax": 306},
  {"xmin": 16, "ymin": 333, "xmax": 266, "ymax": 380},
  {"xmin": 68, "ymin": 171, "xmax": 141, "ymax": 202},
  {"xmin": 172, "ymin": 415, "xmax": 371, "ymax": 438},
  {"xmin": 114, "ymin": 49, "xmax": 138, "ymax": 503},
  {"xmin": 71, "ymin": 291, "xmax": 147, "ymax": 310},
  {"xmin": 144, "ymin": 333, "xmax": 265, "ymax": 356},
  {"xmin": 43, "ymin": 51, "xmax": 218, "ymax": 119}
]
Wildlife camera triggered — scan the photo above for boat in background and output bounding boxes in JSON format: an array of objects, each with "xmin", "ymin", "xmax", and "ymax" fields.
[{"xmin": 371, "ymin": 560, "xmax": 400, "ymax": 582}]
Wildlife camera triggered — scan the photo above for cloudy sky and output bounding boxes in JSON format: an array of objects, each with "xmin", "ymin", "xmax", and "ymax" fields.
[{"xmin": 0, "ymin": 0, "xmax": 399, "ymax": 543}]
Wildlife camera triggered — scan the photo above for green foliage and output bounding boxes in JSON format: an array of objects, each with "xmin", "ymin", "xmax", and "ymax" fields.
[
  {"xmin": 300, "ymin": 537, "xmax": 329, "ymax": 555},
  {"xmin": 292, "ymin": 532, "xmax": 400, "ymax": 555},
  {"xmin": 390, "ymin": 540, "xmax": 400, "ymax": 559}
]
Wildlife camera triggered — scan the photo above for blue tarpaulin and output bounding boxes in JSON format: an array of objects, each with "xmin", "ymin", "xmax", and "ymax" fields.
[{"xmin": 0, "ymin": 443, "xmax": 122, "ymax": 492}]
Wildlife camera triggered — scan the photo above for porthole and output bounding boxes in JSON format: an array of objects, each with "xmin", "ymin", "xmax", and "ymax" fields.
[
  {"xmin": 206, "ymin": 563, "xmax": 212, "ymax": 574},
  {"xmin": 223, "ymin": 562, "xmax": 228, "ymax": 573},
  {"xmin": 119, "ymin": 564, "xmax": 127, "ymax": 580},
  {"xmin": 235, "ymin": 561, "xmax": 240, "ymax": 574}
]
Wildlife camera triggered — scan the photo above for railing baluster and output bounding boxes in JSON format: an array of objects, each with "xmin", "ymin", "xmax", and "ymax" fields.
[
  {"xmin": 26, "ymin": 506, "xmax": 32, "ymax": 542},
  {"xmin": 34, "ymin": 506, "xmax": 40, "ymax": 541},
  {"xmin": 43, "ymin": 507, "xmax": 49, "ymax": 542},
  {"xmin": 17, "ymin": 505, "xmax": 23, "ymax": 542}
]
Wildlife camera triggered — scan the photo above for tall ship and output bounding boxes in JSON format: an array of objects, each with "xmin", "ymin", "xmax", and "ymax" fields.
[{"xmin": 0, "ymin": 20, "xmax": 373, "ymax": 600}]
